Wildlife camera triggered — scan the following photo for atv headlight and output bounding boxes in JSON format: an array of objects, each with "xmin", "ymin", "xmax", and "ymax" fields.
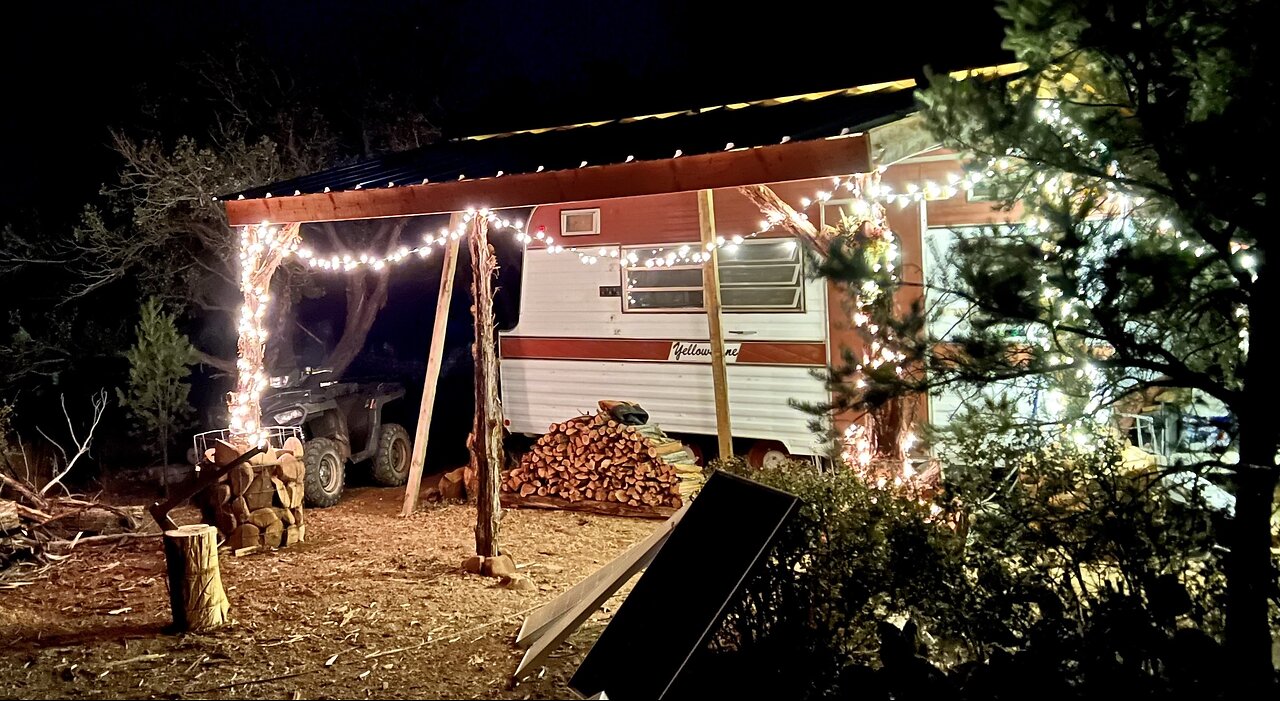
[
  {"xmin": 272, "ymin": 407, "xmax": 305, "ymax": 425},
  {"xmin": 269, "ymin": 375, "xmax": 291, "ymax": 388}
]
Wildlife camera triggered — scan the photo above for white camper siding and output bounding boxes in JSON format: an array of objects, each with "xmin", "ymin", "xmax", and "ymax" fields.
[
  {"xmin": 501, "ymin": 359, "xmax": 828, "ymax": 455},
  {"xmin": 508, "ymin": 250, "xmax": 828, "ymax": 342}
]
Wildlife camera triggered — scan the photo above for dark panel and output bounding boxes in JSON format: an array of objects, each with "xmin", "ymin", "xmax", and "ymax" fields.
[{"xmin": 570, "ymin": 471, "xmax": 799, "ymax": 699}]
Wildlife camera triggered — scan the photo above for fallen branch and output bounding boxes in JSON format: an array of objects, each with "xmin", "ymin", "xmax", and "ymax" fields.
[
  {"xmin": 44, "ymin": 532, "xmax": 161, "ymax": 549},
  {"xmin": 102, "ymin": 653, "xmax": 166, "ymax": 668},
  {"xmin": 0, "ymin": 471, "xmax": 49, "ymax": 511},
  {"xmin": 39, "ymin": 502, "xmax": 144, "ymax": 534},
  {"xmin": 737, "ymin": 184, "xmax": 834, "ymax": 252},
  {"xmin": 37, "ymin": 390, "xmax": 108, "ymax": 497},
  {"xmin": 13, "ymin": 502, "xmax": 53, "ymax": 523}
]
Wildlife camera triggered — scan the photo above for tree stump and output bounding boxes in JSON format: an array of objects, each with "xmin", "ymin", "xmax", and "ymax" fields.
[{"xmin": 162, "ymin": 524, "xmax": 230, "ymax": 632}]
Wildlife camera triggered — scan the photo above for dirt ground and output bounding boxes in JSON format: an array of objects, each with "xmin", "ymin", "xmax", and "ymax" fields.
[{"xmin": 0, "ymin": 487, "xmax": 656, "ymax": 699}]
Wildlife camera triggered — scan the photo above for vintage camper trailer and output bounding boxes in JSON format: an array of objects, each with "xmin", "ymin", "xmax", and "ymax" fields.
[
  {"xmin": 218, "ymin": 63, "xmax": 1024, "ymax": 479},
  {"xmin": 498, "ymin": 153, "xmax": 1011, "ymax": 466}
]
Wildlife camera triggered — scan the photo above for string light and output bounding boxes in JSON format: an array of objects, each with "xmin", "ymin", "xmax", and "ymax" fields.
[
  {"xmin": 229, "ymin": 221, "xmax": 301, "ymax": 448},
  {"xmin": 228, "ymin": 209, "xmax": 531, "ymax": 445},
  {"xmin": 537, "ymin": 169, "xmax": 990, "ymax": 270},
  {"xmin": 288, "ymin": 209, "xmax": 531, "ymax": 273}
]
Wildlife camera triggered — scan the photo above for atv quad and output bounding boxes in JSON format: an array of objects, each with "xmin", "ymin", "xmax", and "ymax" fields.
[{"xmin": 261, "ymin": 367, "xmax": 413, "ymax": 507}]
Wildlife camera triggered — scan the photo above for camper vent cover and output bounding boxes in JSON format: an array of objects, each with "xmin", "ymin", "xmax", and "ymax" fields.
[{"xmin": 561, "ymin": 208, "xmax": 600, "ymax": 236}]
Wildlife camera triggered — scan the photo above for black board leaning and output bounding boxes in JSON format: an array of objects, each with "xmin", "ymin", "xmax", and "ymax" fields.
[{"xmin": 570, "ymin": 470, "xmax": 800, "ymax": 700}]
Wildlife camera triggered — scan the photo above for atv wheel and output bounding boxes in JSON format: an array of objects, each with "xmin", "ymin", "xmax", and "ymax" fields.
[
  {"xmin": 371, "ymin": 423, "xmax": 412, "ymax": 486},
  {"xmin": 304, "ymin": 437, "xmax": 345, "ymax": 508}
]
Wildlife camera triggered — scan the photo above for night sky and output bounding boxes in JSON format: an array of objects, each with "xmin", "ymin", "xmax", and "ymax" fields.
[{"xmin": 1, "ymin": 0, "xmax": 1008, "ymax": 217}]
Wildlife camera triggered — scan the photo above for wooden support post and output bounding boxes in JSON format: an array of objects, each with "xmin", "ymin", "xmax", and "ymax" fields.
[
  {"xmin": 162, "ymin": 524, "xmax": 230, "ymax": 632},
  {"xmin": 698, "ymin": 190, "xmax": 733, "ymax": 460},
  {"xmin": 469, "ymin": 216, "xmax": 504, "ymax": 558},
  {"xmin": 401, "ymin": 224, "xmax": 462, "ymax": 517}
]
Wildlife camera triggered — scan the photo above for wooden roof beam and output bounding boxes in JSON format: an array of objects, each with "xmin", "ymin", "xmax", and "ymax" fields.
[{"xmin": 225, "ymin": 134, "xmax": 871, "ymax": 226}]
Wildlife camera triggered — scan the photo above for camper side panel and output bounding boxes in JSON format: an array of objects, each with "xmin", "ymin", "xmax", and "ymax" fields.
[{"xmin": 500, "ymin": 249, "xmax": 829, "ymax": 454}]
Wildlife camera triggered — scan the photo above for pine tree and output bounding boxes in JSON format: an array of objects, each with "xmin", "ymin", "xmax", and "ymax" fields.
[
  {"xmin": 118, "ymin": 298, "xmax": 196, "ymax": 466},
  {"xmin": 818, "ymin": 0, "xmax": 1274, "ymax": 683}
]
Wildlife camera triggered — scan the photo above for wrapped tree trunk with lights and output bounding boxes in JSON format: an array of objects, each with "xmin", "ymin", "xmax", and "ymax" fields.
[
  {"xmin": 818, "ymin": 0, "xmax": 1275, "ymax": 685},
  {"xmin": 228, "ymin": 222, "xmax": 301, "ymax": 448}
]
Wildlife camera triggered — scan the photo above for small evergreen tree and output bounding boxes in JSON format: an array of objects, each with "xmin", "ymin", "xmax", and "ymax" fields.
[{"xmin": 118, "ymin": 298, "xmax": 196, "ymax": 465}]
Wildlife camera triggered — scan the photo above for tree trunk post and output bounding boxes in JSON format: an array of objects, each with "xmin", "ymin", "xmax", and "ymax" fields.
[
  {"xmin": 697, "ymin": 190, "xmax": 733, "ymax": 460},
  {"xmin": 230, "ymin": 221, "xmax": 301, "ymax": 449},
  {"xmin": 401, "ymin": 221, "xmax": 462, "ymax": 517},
  {"xmin": 469, "ymin": 216, "xmax": 503, "ymax": 558},
  {"xmin": 1226, "ymin": 419, "xmax": 1279, "ymax": 683},
  {"xmin": 162, "ymin": 523, "xmax": 230, "ymax": 632}
]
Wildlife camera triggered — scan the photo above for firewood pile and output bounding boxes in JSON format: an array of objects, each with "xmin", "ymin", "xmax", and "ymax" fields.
[
  {"xmin": 1, "ymin": 471, "xmax": 147, "ymax": 584},
  {"xmin": 197, "ymin": 438, "xmax": 306, "ymax": 552},
  {"xmin": 501, "ymin": 401, "xmax": 705, "ymax": 518}
]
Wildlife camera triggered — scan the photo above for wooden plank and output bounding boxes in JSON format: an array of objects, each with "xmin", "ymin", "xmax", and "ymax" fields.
[
  {"xmin": 512, "ymin": 506, "xmax": 687, "ymax": 680},
  {"xmin": 516, "ymin": 505, "xmax": 685, "ymax": 648},
  {"xmin": 401, "ymin": 221, "xmax": 462, "ymax": 517},
  {"xmin": 500, "ymin": 492, "xmax": 675, "ymax": 520},
  {"xmin": 224, "ymin": 136, "xmax": 872, "ymax": 225},
  {"xmin": 698, "ymin": 189, "xmax": 733, "ymax": 460}
]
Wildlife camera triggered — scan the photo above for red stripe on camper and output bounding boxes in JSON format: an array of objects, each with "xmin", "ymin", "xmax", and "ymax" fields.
[
  {"xmin": 735, "ymin": 342, "xmax": 827, "ymax": 366},
  {"xmin": 503, "ymin": 338, "xmax": 671, "ymax": 362},
  {"xmin": 500, "ymin": 337, "xmax": 826, "ymax": 366}
]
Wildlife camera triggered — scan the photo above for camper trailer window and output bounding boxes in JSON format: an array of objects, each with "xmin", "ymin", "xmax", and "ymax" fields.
[
  {"xmin": 719, "ymin": 263, "xmax": 799, "ymax": 285},
  {"xmin": 622, "ymin": 238, "xmax": 804, "ymax": 312},
  {"xmin": 626, "ymin": 289, "xmax": 704, "ymax": 310}
]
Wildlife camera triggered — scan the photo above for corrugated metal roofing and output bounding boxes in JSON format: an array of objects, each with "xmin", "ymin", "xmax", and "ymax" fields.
[{"xmin": 221, "ymin": 64, "xmax": 1021, "ymax": 202}]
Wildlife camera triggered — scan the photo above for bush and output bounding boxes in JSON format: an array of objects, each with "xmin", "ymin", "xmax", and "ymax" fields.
[
  {"xmin": 694, "ymin": 457, "xmax": 974, "ymax": 698},
  {"xmin": 932, "ymin": 402, "xmax": 1234, "ymax": 698},
  {"xmin": 681, "ymin": 430, "xmax": 1238, "ymax": 700},
  {"xmin": 935, "ymin": 401, "xmax": 1228, "ymax": 639}
]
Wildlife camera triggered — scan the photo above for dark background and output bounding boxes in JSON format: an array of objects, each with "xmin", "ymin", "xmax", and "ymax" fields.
[
  {"xmin": 0, "ymin": 1, "xmax": 1008, "ymax": 475},
  {"xmin": 1, "ymin": 0, "xmax": 1007, "ymax": 215}
]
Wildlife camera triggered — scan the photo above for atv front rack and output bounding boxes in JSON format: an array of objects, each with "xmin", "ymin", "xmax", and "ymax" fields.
[{"xmin": 192, "ymin": 426, "xmax": 303, "ymax": 465}]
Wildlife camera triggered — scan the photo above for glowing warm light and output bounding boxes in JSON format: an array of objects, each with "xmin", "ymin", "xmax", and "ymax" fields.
[{"xmin": 229, "ymin": 221, "xmax": 301, "ymax": 447}]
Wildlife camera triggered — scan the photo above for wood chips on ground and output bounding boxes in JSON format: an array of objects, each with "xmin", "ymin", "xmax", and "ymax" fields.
[{"xmin": 0, "ymin": 487, "xmax": 654, "ymax": 699}]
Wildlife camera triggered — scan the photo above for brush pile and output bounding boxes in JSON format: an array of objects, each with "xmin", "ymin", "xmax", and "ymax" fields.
[{"xmin": 1, "ymin": 471, "xmax": 146, "ymax": 586}]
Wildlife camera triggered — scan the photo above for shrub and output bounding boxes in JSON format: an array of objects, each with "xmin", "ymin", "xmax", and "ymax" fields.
[
  {"xmin": 696, "ymin": 457, "xmax": 974, "ymax": 697},
  {"xmin": 684, "ymin": 427, "xmax": 1237, "ymax": 699}
]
